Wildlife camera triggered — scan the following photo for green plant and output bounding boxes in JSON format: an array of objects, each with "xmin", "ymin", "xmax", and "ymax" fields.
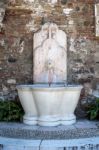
[
  {"xmin": 0, "ymin": 100, "xmax": 24, "ymax": 122},
  {"xmin": 87, "ymin": 98, "xmax": 99, "ymax": 120}
]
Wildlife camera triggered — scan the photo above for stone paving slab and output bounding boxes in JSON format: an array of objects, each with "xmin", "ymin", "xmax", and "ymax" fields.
[
  {"xmin": 3, "ymin": 146, "xmax": 39, "ymax": 150},
  {"xmin": 0, "ymin": 120, "xmax": 99, "ymax": 140},
  {"xmin": 0, "ymin": 137, "xmax": 41, "ymax": 147},
  {"xmin": 0, "ymin": 137, "xmax": 99, "ymax": 150},
  {"xmin": 41, "ymin": 137, "xmax": 99, "ymax": 147},
  {"xmin": 74, "ymin": 120, "xmax": 98, "ymax": 129}
]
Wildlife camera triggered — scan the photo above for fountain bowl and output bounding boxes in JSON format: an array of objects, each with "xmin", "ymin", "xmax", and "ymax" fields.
[{"xmin": 17, "ymin": 84, "xmax": 83, "ymax": 126}]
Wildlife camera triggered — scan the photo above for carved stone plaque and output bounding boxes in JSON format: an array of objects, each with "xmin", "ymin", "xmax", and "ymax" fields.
[{"xmin": 33, "ymin": 23, "xmax": 67, "ymax": 84}]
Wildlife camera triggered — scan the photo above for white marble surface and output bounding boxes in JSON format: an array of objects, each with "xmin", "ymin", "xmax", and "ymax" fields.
[
  {"xmin": 17, "ymin": 85, "xmax": 82, "ymax": 126},
  {"xmin": 33, "ymin": 23, "xmax": 67, "ymax": 83}
]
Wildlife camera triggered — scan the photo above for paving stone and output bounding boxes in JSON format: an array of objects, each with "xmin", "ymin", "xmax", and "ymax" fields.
[
  {"xmin": 0, "ymin": 145, "xmax": 3, "ymax": 150},
  {"xmin": 41, "ymin": 140, "xmax": 71, "ymax": 148},
  {"xmin": 0, "ymin": 122, "xmax": 24, "ymax": 129},
  {"xmin": 41, "ymin": 137, "xmax": 99, "ymax": 147},
  {"xmin": 74, "ymin": 120, "xmax": 97, "ymax": 129},
  {"xmin": 40, "ymin": 148, "xmax": 63, "ymax": 150},
  {"xmin": 38, "ymin": 126, "xmax": 59, "ymax": 132},
  {"xmin": 0, "ymin": 137, "xmax": 41, "ymax": 147},
  {"xmin": 38, "ymin": 125, "xmax": 75, "ymax": 132},
  {"xmin": 0, "ymin": 136, "xmax": 99, "ymax": 150},
  {"xmin": 57, "ymin": 125, "xmax": 76, "ymax": 131},
  {"xmin": 3, "ymin": 145, "xmax": 39, "ymax": 150}
]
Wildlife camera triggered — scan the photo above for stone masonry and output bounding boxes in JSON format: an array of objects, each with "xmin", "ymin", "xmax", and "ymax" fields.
[{"xmin": 0, "ymin": 0, "xmax": 99, "ymax": 116}]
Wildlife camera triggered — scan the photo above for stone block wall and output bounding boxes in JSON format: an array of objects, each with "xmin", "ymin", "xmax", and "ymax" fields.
[{"xmin": 0, "ymin": 0, "xmax": 99, "ymax": 116}]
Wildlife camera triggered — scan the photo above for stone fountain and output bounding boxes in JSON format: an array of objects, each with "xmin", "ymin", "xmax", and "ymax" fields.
[{"xmin": 17, "ymin": 23, "xmax": 82, "ymax": 126}]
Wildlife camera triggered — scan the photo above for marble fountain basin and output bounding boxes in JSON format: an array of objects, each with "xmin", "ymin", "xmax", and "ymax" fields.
[{"xmin": 17, "ymin": 84, "xmax": 82, "ymax": 126}]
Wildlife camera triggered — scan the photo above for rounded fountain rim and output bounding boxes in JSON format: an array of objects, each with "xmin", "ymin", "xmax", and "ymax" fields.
[{"xmin": 16, "ymin": 84, "xmax": 83, "ymax": 90}]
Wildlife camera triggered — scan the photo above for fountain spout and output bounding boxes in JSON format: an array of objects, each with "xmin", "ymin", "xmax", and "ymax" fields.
[{"xmin": 47, "ymin": 59, "xmax": 54, "ymax": 86}]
